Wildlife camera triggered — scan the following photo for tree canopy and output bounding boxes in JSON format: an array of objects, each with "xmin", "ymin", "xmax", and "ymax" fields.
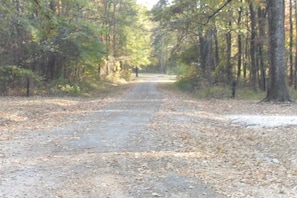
[
  {"xmin": 151, "ymin": 0, "xmax": 295, "ymax": 102},
  {"xmin": 0, "ymin": 0, "xmax": 296, "ymax": 101},
  {"xmin": 0, "ymin": 0, "xmax": 153, "ymax": 96}
]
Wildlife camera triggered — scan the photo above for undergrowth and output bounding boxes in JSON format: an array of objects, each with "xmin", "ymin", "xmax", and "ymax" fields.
[{"xmin": 161, "ymin": 81, "xmax": 274, "ymax": 100}]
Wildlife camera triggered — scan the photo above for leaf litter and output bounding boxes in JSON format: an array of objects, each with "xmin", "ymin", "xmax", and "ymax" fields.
[
  {"xmin": 152, "ymin": 87, "xmax": 297, "ymax": 197},
  {"xmin": 0, "ymin": 77, "xmax": 297, "ymax": 197}
]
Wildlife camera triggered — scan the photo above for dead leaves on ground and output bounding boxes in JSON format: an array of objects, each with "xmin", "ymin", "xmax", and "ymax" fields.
[
  {"xmin": 0, "ymin": 97, "xmax": 113, "ymax": 133},
  {"xmin": 152, "ymin": 88, "xmax": 297, "ymax": 198},
  {"xmin": 1, "ymin": 88, "xmax": 297, "ymax": 197}
]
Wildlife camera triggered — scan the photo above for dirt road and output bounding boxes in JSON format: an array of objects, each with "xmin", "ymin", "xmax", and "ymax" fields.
[
  {"xmin": 0, "ymin": 74, "xmax": 224, "ymax": 198},
  {"xmin": 1, "ymin": 74, "xmax": 297, "ymax": 198}
]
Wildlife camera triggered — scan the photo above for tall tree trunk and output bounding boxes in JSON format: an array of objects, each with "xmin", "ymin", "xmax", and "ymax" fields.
[
  {"xmin": 258, "ymin": 7, "xmax": 267, "ymax": 91},
  {"xmin": 263, "ymin": 0, "xmax": 291, "ymax": 102},
  {"xmin": 47, "ymin": 51, "xmax": 56, "ymax": 80},
  {"xmin": 289, "ymin": 0, "xmax": 294, "ymax": 86},
  {"xmin": 295, "ymin": 0, "xmax": 297, "ymax": 89},
  {"xmin": 205, "ymin": 29, "xmax": 215, "ymax": 84},
  {"xmin": 214, "ymin": 27, "xmax": 220, "ymax": 69},
  {"xmin": 226, "ymin": 10, "xmax": 233, "ymax": 83},
  {"xmin": 237, "ymin": 5, "xmax": 243, "ymax": 80},
  {"xmin": 112, "ymin": 0, "xmax": 117, "ymax": 57},
  {"xmin": 249, "ymin": 3, "xmax": 257, "ymax": 91},
  {"xmin": 199, "ymin": 30, "xmax": 206, "ymax": 75},
  {"xmin": 243, "ymin": 38, "xmax": 248, "ymax": 81},
  {"xmin": 226, "ymin": 31, "xmax": 232, "ymax": 83}
]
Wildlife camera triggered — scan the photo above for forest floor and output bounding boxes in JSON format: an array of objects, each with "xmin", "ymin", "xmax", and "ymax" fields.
[{"xmin": 0, "ymin": 73, "xmax": 297, "ymax": 198}]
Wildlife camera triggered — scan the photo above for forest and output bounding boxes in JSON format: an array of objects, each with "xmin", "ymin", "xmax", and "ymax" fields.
[
  {"xmin": 2, "ymin": 1, "xmax": 297, "ymax": 197},
  {"xmin": 0, "ymin": 0, "xmax": 152, "ymax": 96},
  {"xmin": 0, "ymin": 0, "xmax": 296, "ymax": 101}
]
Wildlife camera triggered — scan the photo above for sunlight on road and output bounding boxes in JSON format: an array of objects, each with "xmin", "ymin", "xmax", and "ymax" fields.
[
  {"xmin": 227, "ymin": 115, "xmax": 297, "ymax": 128},
  {"xmin": 132, "ymin": 73, "xmax": 177, "ymax": 83}
]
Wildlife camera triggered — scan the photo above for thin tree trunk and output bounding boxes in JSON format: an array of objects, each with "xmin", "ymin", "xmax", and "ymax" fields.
[
  {"xmin": 295, "ymin": 0, "xmax": 297, "ymax": 89},
  {"xmin": 249, "ymin": 3, "xmax": 257, "ymax": 91},
  {"xmin": 206, "ymin": 29, "xmax": 214, "ymax": 84},
  {"xmin": 199, "ymin": 31, "xmax": 206, "ymax": 75},
  {"xmin": 289, "ymin": 0, "xmax": 294, "ymax": 86},
  {"xmin": 243, "ymin": 38, "xmax": 248, "ymax": 81},
  {"xmin": 26, "ymin": 77, "xmax": 30, "ymax": 97},
  {"xmin": 258, "ymin": 7, "xmax": 267, "ymax": 91},
  {"xmin": 226, "ymin": 10, "xmax": 233, "ymax": 83},
  {"xmin": 214, "ymin": 27, "xmax": 220, "ymax": 68},
  {"xmin": 226, "ymin": 31, "xmax": 232, "ymax": 83},
  {"xmin": 237, "ymin": 5, "xmax": 243, "ymax": 80}
]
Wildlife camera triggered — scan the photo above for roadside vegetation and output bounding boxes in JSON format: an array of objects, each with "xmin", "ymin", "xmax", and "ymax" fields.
[
  {"xmin": 164, "ymin": 77, "xmax": 297, "ymax": 101},
  {"xmin": 1, "ymin": 1, "xmax": 297, "ymax": 102},
  {"xmin": 0, "ymin": 0, "xmax": 152, "ymax": 97}
]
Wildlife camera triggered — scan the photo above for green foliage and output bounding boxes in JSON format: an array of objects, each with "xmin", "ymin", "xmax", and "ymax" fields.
[
  {"xmin": 121, "ymin": 5, "xmax": 153, "ymax": 67},
  {"xmin": 179, "ymin": 45, "xmax": 200, "ymax": 66},
  {"xmin": 0, "ymin": 66, "xmax": 41, "ymax": 83},
  {"xmin": 48, "ymin": 77, "xmax": 82, "ymax": 96},
  {"xmin": 58, "ymin": 84, "xmax": 81, "ymax": 95},
  {"xmin": 175, "ymin": 76, "xmax": 194, "ymax": 91},
  {"xmin": 175, "ymin": 84, "xmax": 267, "ymax": 100},
  {"xmin": 236, "ymin": 88, "xmax": 266, "ymax": 100},
  {"xmin": 0, "ymin": 0, "xmax": 156, "ymax": 96},
  {"xmin": 196, "ymin": 86, "xmax": 230, "ymax": 99},
  {"xmin": 175, "ymin": 66, "xmax": 200, "ymax": 91},
  {"xmin": 288, "ymin": 88, "xmax": 297, "ymax": 101},
  {"xmin": 120, "ymin": 69, "xmax": 133, "ymax": 81},
  {"xmin": 0, "ymin": 65, "xmax": 42, "ymax": 95}
]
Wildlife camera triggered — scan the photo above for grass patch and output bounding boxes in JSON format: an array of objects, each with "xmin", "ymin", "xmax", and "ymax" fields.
[
  {"xmin": 172, "ymin": 73, "xmax": 297, "ymax": 101},
  {"xmin": 160, "ymin": 81, "xmax": 270, "ymax": 101},
  {"xmin": 195, "ymin": 86, "xmax": 267, "ymax": 100},
  {"xmin": 235, "ymin": 88, "xmax": 266, "ymax": 100},
  {"xmin": 195, "ymin": 86, "xmax": 230, "ymax": 99},
  {"xmin": 289, "ymin": 87, "xmax": 297, "ymax": 101}
]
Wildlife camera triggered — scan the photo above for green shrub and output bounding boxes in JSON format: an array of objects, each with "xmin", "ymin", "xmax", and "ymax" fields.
[
  {"xmin": 196, "ymin": 86, "xmax": 230, "ymax": 99},
  {"xmin": 48, "ymin": 77, "xmax": 82, "ymax": 96},
  {"xmin": 175, "ymin": 66, "xmax": 200, "ymax": 91},
  {"xmin": 176, "ymin": 76, "xmax": 194, "ymax": 91},
  {"xmin": 0, "ymin": 65, "xmax": 42, "ymax": 95},
  {"xmin": 236, "ymin": 88, "xmax": 266, "ymax": 100},
  {"xmin": 58, "ymin": 83, "xmax": 81, "ymax": 95},
  {"xmin": 120, "ymin": 69, "xmax": 132, "ymax": 81}
]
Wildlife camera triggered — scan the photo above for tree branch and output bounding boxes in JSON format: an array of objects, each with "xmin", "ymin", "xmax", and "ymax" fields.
[{"xmin": 204, "ymin": 0, "xmax": 233, "ymax": 25}]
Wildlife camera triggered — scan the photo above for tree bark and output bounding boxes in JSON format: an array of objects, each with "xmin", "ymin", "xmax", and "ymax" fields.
[
  {"xmin": 257, "ymin": 7, "xmax": 267, "ymax": 91},
  {"xmin": 295, "ymin": 0, "xmax": 297, "ymax": 89},
  {"xmin": 263, "ymin": 0, "xmax": 291, "ymax": 102},
  {"xmin": 249, "ymin": 3, "xmax": 257, "ymax": 91},
  {"xmin": 289, "ymin": 0, "xmax": 294, "ymax": 86},
  {"xmin": 226, "ymin": 10, "xmax": 233, "ymax": 83},
  {"xmin": 237, "ymin": 5, "xmax": 242, "ymax": 80},
  {"xmin": 226, "ymin": 31, "xmax": 232, "ymax": 82},
  {"xmin": 199, "ymin": 30, "xmax": 206, "ymax": 75},
  {"xmin": 205, "ymin": 29, "xmax": 215, "ymax": 84}
]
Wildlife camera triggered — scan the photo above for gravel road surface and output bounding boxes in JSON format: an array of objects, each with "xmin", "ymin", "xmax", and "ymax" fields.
[{"xmin": 1, "ymin": 74, "xmax": 225, "ymax": 197}]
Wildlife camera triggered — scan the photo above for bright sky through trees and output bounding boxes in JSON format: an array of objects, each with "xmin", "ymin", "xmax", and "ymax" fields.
[{"xmin": 136, "ymin": 0, "xmax": 158, "ymax": 9}]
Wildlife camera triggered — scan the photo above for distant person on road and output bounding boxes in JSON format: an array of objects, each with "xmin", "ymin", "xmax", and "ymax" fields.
[{"xmin": 135, "ymin": 66, "xmax": 139, "ymax": 77}]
